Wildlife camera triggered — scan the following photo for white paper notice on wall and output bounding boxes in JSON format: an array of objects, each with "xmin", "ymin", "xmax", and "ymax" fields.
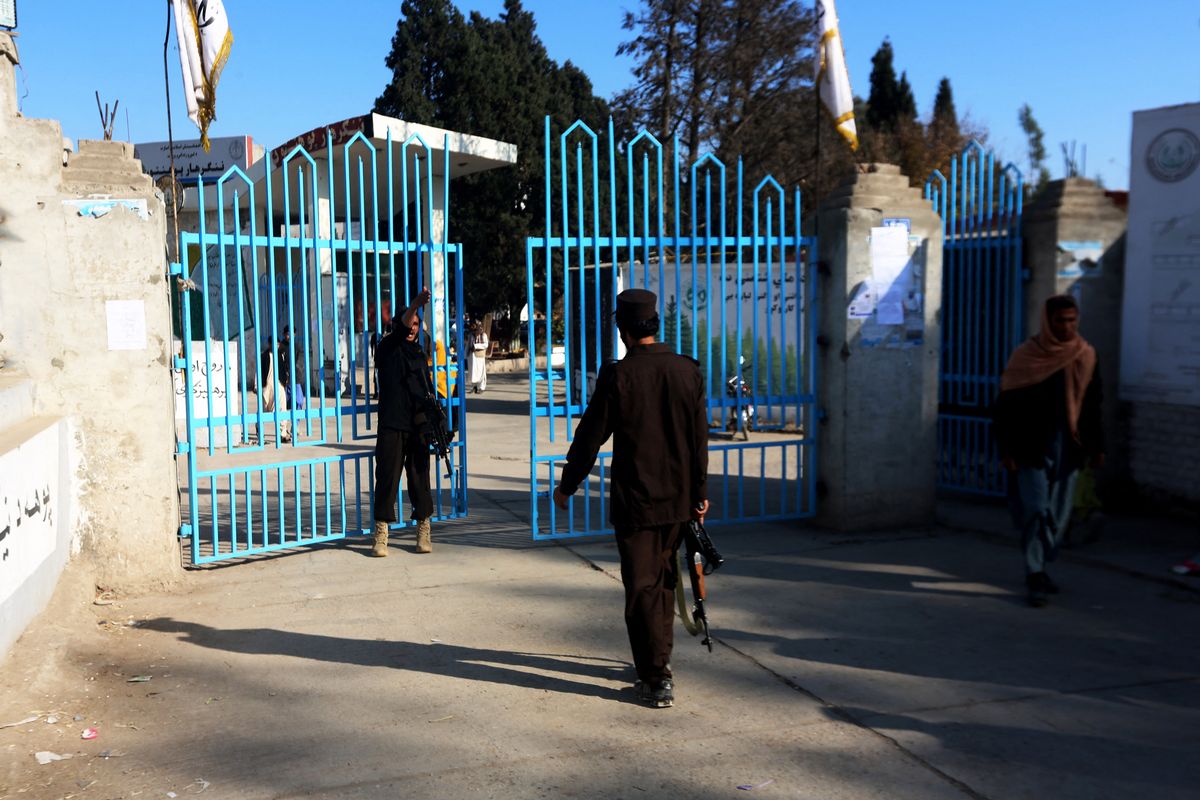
[
  {"xmin": 869, "ymin": 225, "xmax": 911, "ymax": 292},
  {"xmin": 847, "ymin": 281, "xmax": 877, "ymax": 319},
  {"xmin": 105, "ymin": 300, "xmax": 147, "ymax": 351}
]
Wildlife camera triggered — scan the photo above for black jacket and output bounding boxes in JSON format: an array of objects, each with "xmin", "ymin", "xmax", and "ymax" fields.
[
  {"xmin": 376, "ymin": 332, "xmax": 432, "ymax": 432},
  {"xmin": 560, "ymin": 343, "xmax": 708, "ymax": 528},
  {"xmin": 992, "ymin": 366, "xmax": 1104, "ymax": 469}
]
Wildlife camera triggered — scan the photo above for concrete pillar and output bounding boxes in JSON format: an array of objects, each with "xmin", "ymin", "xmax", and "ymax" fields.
[
  {"xmin": 0, "ymin": 30, "xmax": 180, "ymax": 595},
  {"xmin": 815, "ymin": 164, "xmax": 943, "ymax": 530},
  {"xmin": 423, "ymin": 190, "xmax": 451, "ymax": 345},
  {"xmin": 1023, "ymin": 179, "xmax": 1128, "ymax": 487}
]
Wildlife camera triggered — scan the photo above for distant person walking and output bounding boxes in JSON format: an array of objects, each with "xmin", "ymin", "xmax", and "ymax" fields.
[
  {"xmin": 279, "ymin": 326, "xmax": 308, "ymax": 414},
  {"xmin": 553, "ymin": 289, "xmax": 709, "ymax": 708},
  {"xmin": 258, "ymin": 334, "xmax": 292, "ymax": 444},
  {"xmin": 993, "ymin": 295, "xmax": 1104, "ymax": 607},
  {"xmin": 468, "ymin": 321, "xmax": 489, "ymax": 394}
]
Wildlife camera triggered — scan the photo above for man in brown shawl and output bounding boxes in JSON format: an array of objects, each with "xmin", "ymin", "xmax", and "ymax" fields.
[{"xmin": 993, "ymin": 295, "xmax": 1104, "ymax": 607}]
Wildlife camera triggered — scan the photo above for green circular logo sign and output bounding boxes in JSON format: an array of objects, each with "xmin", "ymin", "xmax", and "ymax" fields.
[{"xmin": 1146, "ymin": 128, "xmax": 1200, "ymax": 183}]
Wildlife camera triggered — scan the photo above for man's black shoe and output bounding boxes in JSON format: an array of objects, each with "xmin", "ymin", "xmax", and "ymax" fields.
[
  {"xmin": 1026, "ymin": 572, "xmax": 1052, "ymax": 607},
  {"xmin": 635, "ymin": 679, "xmax": 674, "ymax": 708},
  {"xmin": 1028, "ymin": 571, "xmax": 1060, "ymax": 595}
]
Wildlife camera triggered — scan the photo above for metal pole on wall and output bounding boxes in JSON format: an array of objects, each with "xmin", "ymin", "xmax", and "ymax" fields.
[{"xmin": 162, "ymin": 0, "xmax": 180, "ymax": 262}]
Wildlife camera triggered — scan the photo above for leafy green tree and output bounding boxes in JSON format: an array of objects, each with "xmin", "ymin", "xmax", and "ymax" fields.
[
  {"xmin": 374, "ymin": 0, "xmax": 612, "ymax": 316},
  {"xmin": 375, "ymin": 0, "xmax": 467, "ymax": 126}
]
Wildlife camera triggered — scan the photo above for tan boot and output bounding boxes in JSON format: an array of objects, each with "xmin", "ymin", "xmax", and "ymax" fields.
[
  {"xmin": 371, "ymin": 521, "xmax": 389, "ymax": 557},
  {"xmin": 415, "ymin": 518, "xmax": 432, "ymax": 553}
]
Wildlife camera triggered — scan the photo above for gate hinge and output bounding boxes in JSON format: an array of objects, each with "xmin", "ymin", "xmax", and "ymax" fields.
[
  {"xmin": 168, "ymin": 261, "xmax": 184, "ymax": 276},
  {"xmin": 173, "ymin": 357, "xmax": 187, "ymax": 370},
  {"xmin": 176, "ymin": 442, "xmax": 190, "ymax": 456},
  {"xmin": 178, "ymin": 523, "xmax": 192, "ymax": 539}
]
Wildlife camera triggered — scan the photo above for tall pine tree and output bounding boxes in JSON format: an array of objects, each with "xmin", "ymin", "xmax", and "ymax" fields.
[
  {"xmin": 858, "ymin": 41, "xmax": 983, "ymax": 187},
  {"xmin": 865, "ymin": 39, "xmax": 901, "ymax": 131},
  {"xmin": 896, "ymin": 72, "xmax": 917, "ymax": 122},
  {"xmin": 931, "ymin": 78, "xmax": 959, "ymax": 139},
  {"xmin": 374, "ymin": 0, "xmax": 612, "ymax": 316}
]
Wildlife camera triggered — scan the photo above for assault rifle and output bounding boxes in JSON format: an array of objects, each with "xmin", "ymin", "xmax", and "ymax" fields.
[
  {"xmin": 421, "ymin": 395, "xmax": 455, "ymax": 479},
  {"xmin": 682, "ymin": 517, "xmax": 724, "ymax": 652}
]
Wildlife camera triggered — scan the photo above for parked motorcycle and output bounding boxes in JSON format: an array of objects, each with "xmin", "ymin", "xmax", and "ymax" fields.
[{"xmin": 725, "ymin": 374, "xmax": 756, "ymax": 440}]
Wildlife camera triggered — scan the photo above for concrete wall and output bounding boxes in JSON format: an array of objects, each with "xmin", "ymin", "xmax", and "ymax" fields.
[
  {"xmin": 1025, "ymin": 177, "xmax": 1198, "ymax": 509},
  {"xmin": 815, "ymin": 164, "xmax": 943, "ymax": 530},
  {"xmin": 1023, "ymin": 179, "xmax": 1130, "ymax": 490},
  {"xmin": 1126, "ymin": 402, "xmax": 1200, "ymax": 505},
  {"xmin": 0, "ymin": 32, "xmax": 180, "ymax": 657}
]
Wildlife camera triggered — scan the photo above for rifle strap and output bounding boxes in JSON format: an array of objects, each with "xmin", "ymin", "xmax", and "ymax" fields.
[{"xmin": 674, "ymin": 552, "xmax": 702, "ymax": 637}]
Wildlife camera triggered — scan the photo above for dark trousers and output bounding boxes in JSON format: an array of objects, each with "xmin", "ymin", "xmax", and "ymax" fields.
[
  {"xmin": 615, "ymin": 522, "xmax": 686, "ymax": 684},
  {"xmin": 373, "ymin": 427, "xmax": 433, "ymax": 523},
  {"xmin": 1008, "ymin": 428, "xmax": 1078, "ymax": 576}
]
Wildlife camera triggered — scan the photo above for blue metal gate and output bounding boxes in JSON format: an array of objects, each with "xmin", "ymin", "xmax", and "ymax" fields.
[
  {"xmin": 925, "ymin": 141, "xmax": 1024, "ymax": 495},
  {"xmin": 526, "ymin": 118, "xmax": 818, "ymax": 539},
  {"xmin": 174, "ymin": 129, "xmax": 467, "ymax": 565}
]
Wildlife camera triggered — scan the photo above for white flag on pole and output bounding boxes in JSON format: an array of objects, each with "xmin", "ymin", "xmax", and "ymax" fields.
[
  {"xmin": 815, "ymin": 0, "xmax": 857, "ymax": 151},
  {"xmin": 172, "ymin": 0, "xmax": 233, "ymax": 152}
]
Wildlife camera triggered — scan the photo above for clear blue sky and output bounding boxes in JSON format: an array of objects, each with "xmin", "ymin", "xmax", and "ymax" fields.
[{"xmin": 10, "ymin": 0, "xmax": 1200, "ymax": 189}]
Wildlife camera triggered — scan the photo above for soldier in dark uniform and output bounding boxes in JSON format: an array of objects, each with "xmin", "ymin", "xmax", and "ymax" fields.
[
  {"xmin": 553, "ymin": 288, "xmax": 709, "ymax": 708},
  {"xmin": 371, "ymin": 287, "xmax": 435, "ymax": 557}
]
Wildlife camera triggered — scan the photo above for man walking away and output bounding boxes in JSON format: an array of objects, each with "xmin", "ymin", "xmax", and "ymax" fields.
[
  {"xmin": 993, "ymin": 294, "xmax": 1104, "ymax": 607},
  {"xmin": 553, "ymin": 289, "xmax": 709, "ymax": 708},
  {"xmin": 371, "ymin": 287, "xmax": 435, "ymax": 556}
]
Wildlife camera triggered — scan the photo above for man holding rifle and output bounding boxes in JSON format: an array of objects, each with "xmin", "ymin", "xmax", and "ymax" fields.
[
  {"xmin": 554, "ymin": 289, "xmax": 709, "ymax": 709},
  {"xmin": 371, "ymin": 287, "xmax": 437, "ymax": 556}
]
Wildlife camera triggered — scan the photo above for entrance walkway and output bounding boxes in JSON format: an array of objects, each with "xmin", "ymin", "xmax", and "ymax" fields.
[{"xmin": 2, "ymin": 374, "xmax": 1198, "ymax": 799}]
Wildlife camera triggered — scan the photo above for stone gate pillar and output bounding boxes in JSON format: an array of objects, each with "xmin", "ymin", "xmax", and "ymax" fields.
[{"xmin": 815, "ymin": 164, "xmax": 943, "ymax": 530}]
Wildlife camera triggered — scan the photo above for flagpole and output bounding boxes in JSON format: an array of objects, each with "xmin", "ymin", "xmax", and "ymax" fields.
[
  {"xmin": 163, "ymin": 0, "xmax": 180, "ymax": 262},
  {"xmin": 815, "ymin": 75, "xmax": 822, "ymax": 210}
]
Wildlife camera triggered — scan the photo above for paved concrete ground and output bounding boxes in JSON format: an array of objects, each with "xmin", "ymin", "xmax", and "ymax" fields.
[{"xmin": 3, "ymin": 373, "xmax": 1199, "ymax": 799}]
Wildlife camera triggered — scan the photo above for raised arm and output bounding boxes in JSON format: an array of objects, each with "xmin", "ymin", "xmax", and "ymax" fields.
[{"xmin": 400, "ymin": 286, "xmax": 432, "ymax": 330}]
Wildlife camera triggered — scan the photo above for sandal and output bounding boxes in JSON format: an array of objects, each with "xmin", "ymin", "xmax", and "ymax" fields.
[{"xmin": 1170, "ymin": 560, "xmax": 1200, "ymax": 576}]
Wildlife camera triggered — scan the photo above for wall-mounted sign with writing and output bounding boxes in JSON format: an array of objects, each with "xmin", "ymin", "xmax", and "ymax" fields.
[
  {"xmin": 0, "ymin": 424, "xmax": 61, "ymax": 605},
  {"xmin": 134, "ymin": 136, "xmax": 254, "ymax": 185},
  {"xmin": 172, "ymin": 342, "xmax": 243, "ymax": 447}
]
